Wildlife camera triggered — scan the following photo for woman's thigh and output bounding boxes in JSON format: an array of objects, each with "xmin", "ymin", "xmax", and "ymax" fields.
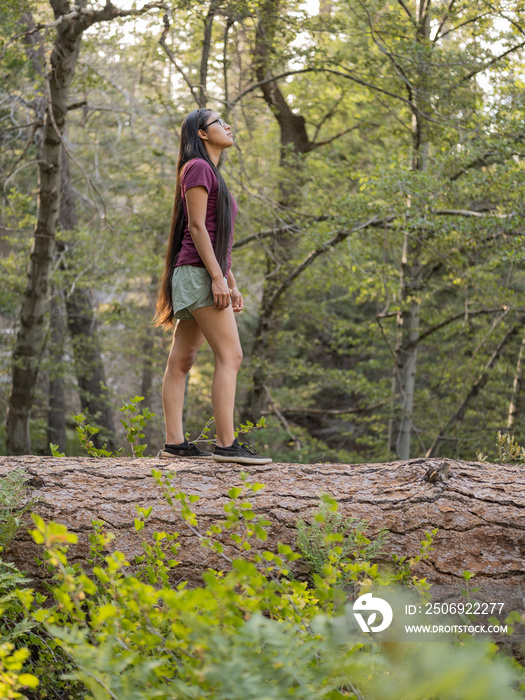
[
  {"xmin": 191, "ymin": 305, "xmax": 242, "ymax": 365},
  {"xmin": 167, "ymin": 319, "xmax": 206, "ymax": 372}
]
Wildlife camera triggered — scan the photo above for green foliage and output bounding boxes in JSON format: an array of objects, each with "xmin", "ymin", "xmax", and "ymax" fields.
[
  {"xmin": 119, "ymin": 396, "xmax": 156, "ymax": 458},
  {"xmin": 73, "ymin": 414, "xmax": 118, "ymax": 458},
  {"xmin": 0, "ymin": 560, "xmax": 33, "ymax": 648},
  {"xmin": 49, "ymin": 444, "xmax": 65, "ymax": 458},
  {"xmin": 3, "ymin": 476, "xmax": 520, "ymax": 698},
  {"xmin": 186, "ymin": 416, "xmax": 268, "ymax": 449},
  {"xmin": 70, "ymin": 396, "xmax": 155, "ymax": 458},
  {"xmin": 296, "ymin": 495, "xmax": 389, "ymax": 585},
  {"xmin": 0, "ymin": 643, "xmax": 39, "ymax": 699},
  {"xmin": 0, "ymin": 470, "xmax": 37, "ymax": 552},
  {"xmin": 476, "ymin": 431, "xmax": 525, "ymax": 464},
  {"xmin": 390, "ymin": 529, "xmax": 437, "ymax": 595},
  {"xmin": 234, "ymin": 416, "xmax": 267, "ymax": 440},
  {"xmin": 495, "ymin": 431, "xmax": 525, "ymax": 464}
]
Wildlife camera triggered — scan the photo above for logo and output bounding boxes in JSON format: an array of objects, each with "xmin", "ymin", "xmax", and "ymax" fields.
[{"xmin": 352, "ymin": 593, "xmax": 393, "ymax": 633}]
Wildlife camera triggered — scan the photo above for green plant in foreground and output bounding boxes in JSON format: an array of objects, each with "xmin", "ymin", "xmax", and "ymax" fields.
[
  {"xmin": 119, "ymin": 395, "xmax": 156, "ymax": 457},
  {"xmin": 73, "ymin": 414, "xmax": 118, "ymax": 458},
  {"xmin": 187, "ymin": 415, "xmax": 268, "ymax": 448},
  {"xmin": 296, "ymin": 496, "xmax": 389, "ymax": 588},
  {"xmin": 496, "ymin": 431, "xmax": 525, "ymax": 464},
  {"xmin": 9, "ymin": 473, "xmax": 523, "ymax": 699},
  {"xmin": 49, "ymin": 444, "xmax": 65, "ymax": 458},
  {"xmin": 0, "ymin": 643, "xmax": 39, "ymax": 699},
  {"xmin": 476, "ymin": 431, "xmax": 525, "ymax": 464},
  {"xmin": 0, "ymin": 470, "xmax": 38, "ymax": 552}
]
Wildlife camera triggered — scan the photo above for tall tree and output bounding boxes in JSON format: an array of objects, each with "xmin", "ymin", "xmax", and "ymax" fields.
[
  {"xmin": 5, "ymin": 0, "xmax": 166, "ymax": 454},
  {"xmin": 58, "ymin": 149, "xmax": 117, "ymax": 449}
]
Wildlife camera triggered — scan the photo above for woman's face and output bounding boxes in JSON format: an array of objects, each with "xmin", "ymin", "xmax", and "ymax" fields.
[{"xmin": 199, "ymin": 112, "xmax": 233, "ymax": 149}]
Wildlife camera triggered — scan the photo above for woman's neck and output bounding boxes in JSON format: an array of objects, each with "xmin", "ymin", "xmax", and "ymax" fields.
[{"xmin": 204, "ymin": 144, "xmax": 221, "ymax": 167}]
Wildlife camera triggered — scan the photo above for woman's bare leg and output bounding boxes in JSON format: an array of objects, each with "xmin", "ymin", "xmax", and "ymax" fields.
[
  {"xmin": 162, "ymin": 319, "xmax": 205, "ymax": 444},
  {"xmin": 191, "ymin": 304, "xmax": 243, "ymax": 447}
]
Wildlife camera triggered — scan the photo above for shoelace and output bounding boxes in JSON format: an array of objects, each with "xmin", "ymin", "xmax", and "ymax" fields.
[{"xmin": 238, "ymin": 442, "xmax": 257, "ymax": 455}]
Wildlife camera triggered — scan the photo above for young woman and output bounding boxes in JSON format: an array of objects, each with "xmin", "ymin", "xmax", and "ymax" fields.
[{"xmin": 155, "ymin": 108, "xmax": 271, "ymax": 466}]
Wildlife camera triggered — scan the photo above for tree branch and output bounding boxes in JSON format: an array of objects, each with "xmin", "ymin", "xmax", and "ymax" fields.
[
  {"xmin": 395, "ymin": 0, "xmax": 413, "ymax": 21},
  {"xmin": 433, "ymin": 208, "xmax": 514, "ymax": 218},
  {"xmin": 431, "ymin": 0, "xmax": 457, "ymax": 45},
  {"xmin": 434, "ymin": 12, "xmax": 493, "ymax": 43},
  {"xmin": 232, "ymin": 68, "xmax": 414, "ymax": 109},
  {"xmin": 88, "ymin": 1, "xmax": 168, "ymax": 27},
  {"xmin": 264, "ymin": 386, "xmax": 302, "ymax": 450},
  {"xmin": 266, "ymin": 215, "xmax": 388, "ymax": 312},
  {"xmin": 460, "ymin": 39, "xmax": 525, "ymax": 84},
  {"xmin": 416, "ymin": 306, "xmax": 515, "ymax": 347},
  {"xmin": 159, "ymin": 13, "xmax": 201, "ymax": 108},
  {"xmin": 265, "ymin": 401, "xmax": 387, "ymax": 416},
  {"xmin": 426, "ymin": 313, "xmax": 525, "ymax": 457},
  {"xmin": 232, "ymin": 216, "xmax": 332, "ymax": 250},
  {"xmin": 311, "ymin": 123, "xmax": 363, "ymax": 149},
  {"xmin": 355, "ymin": 0, "xmax": 415, "ymax": 104}
]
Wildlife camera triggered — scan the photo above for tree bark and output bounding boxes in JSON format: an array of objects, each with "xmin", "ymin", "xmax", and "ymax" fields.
[
  {"xmin": 6, "ymin": 0, "xmax": 87, "ymax": 455},
  {"xmin": 47, "ymin": 291, "xmax": 67, "ymax": 452},
  {"xmin": 64, "ymin": 290, "xmax": 117, "ymax": 450},
  {"xmin": 508, "ymin": 334, "xmax": 525, "ymax": 430},
  {"xmin": 57, "ymin": 149, "xmax": 117, "ymax": 450},
  {"xmin": 198, "ymin": 0, "xmax": 221, "ymax": 108},
  {"xmin": 4, "ymin": 455, "xmax": 525, "ymax": 615},
  {"xmin": 243, "ymin": 0, "xmax": 315, "ymax": 422}
]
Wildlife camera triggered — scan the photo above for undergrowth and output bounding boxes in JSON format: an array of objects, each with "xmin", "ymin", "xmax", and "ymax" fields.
[{"xmin": 0, "ymin": 468, "xmax": 521, "ymax": 698}]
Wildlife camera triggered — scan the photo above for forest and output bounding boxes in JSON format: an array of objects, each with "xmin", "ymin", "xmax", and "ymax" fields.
[{"xmin": 1, "ymin": 0, "xmax": 525, "ymax": 463}]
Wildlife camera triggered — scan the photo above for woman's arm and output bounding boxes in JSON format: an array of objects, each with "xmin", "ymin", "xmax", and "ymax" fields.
[
  {"xmin": 185, "ymin": 185, "xmax": 230, "ymax": 310},
  {"xmin": 227, "ymin": 269, "xmax": 244, "ymax": 313}
]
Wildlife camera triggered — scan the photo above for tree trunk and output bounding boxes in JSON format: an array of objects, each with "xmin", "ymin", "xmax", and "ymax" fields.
[
  {"xmin": 64, "ymin": 289, "xmax": 117, "ymax": 450},
  {"xmin": 47, "ymin": 291, "xmax": 67, "ymax": 452},
  {"xmin": 242, "ymin": 0, "xmax": 314, "ymax": 422},
  {"xmin": 4, "ymin": 455, "xmax": 525, "ymax": 616},
  {"xmin": 140, "ymin": 276, "xmax": 161, "ymax": 449},
  {"xmin": 198, "ymin": 0, "xmax": 221, "ymax": 108},
  {"xmin": 388, "ymin": 234, "xmax": 424, "ymax": 458},
  {"xmin": 57, "ymin": 147, "xmax": 117, "ymax": 450},
  {"xmin": 508, "ymin": 334, "xmax": 525, "ymax": 430},
  {"xmin": 5, "ymin": 0, "xmax": 86, "ymax": 454},
  {"xmin": 6, "ymin": 1, "xmax": 166, "ymax": 455},
  {"xmin": 388, "ymin": 1, "xmax": 431, "ymax": 459}
]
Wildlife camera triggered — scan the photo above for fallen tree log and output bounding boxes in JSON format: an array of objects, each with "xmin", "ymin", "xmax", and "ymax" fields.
[{"xmin": 1, "ymin": 456, "xmax": 524, "ymax": 612}]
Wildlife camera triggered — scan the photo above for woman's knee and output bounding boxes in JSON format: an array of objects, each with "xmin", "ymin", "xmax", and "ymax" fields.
[
  {"xmin": 216, "ymin": 345, "xmax": 243, "ymax": 371},
  {"xmin": 233, "ymin": 346, "xmax": 243, "ymax": 370},
  {"xmin": 167, "ymin": 350, "xmax": 196, "ymax": 376}
]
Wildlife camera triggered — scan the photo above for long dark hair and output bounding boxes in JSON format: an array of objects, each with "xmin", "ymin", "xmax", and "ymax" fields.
[{"xmin": 154, "ymin": 108, "xmax": 233, "ymax": 329}]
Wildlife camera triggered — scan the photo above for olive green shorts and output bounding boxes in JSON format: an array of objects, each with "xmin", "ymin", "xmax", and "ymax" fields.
[{"xmin": 172, "ymin": 265, "xmax": 215, "ymax": 320}]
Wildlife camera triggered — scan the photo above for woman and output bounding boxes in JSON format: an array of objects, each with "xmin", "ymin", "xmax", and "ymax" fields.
[{"xmin": 155, "ymin": 108, "xmax": 271, "ymax": 466}]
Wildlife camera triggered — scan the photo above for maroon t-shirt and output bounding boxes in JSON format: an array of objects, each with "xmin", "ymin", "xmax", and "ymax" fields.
[{"xmin": 175, "ymin": 158, "xmax": 237, "ymax": 274}]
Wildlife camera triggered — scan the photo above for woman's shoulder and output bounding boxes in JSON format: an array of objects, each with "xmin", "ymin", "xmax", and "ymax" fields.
[
  {"xmin": 182, "ymin": 158, "xmax": 215, "ymax": 177},
  {"xmin": 181, "ymin": 158, "xmax": 217, "ymax": 193}
]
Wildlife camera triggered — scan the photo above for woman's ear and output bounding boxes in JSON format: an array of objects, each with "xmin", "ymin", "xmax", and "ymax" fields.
[{"xmin": 197, "ymin": 129, "xmax": 208, "ymax": 141}]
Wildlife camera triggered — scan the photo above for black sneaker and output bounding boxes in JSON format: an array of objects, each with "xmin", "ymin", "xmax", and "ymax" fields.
[
  {"xmin": 157, "ymin": 440, "xmax": 213, "ymax": 460},
  {"xmin": 212, "ymin": 439, "xmax": 272, "ymax": 465}
]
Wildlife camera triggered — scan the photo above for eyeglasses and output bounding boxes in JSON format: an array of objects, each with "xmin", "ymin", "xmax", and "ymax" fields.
[{"xmin": 202, "ymin": 116, "xmax": 227, "ymax": 129}]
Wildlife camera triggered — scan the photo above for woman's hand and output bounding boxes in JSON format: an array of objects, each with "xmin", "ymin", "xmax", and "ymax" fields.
[
  {"xmin": 230, "ymin": 287, "xmax": 244, "ymax": 313},
  {"xmin": 211, "ymin": 277, "xmax": 231, "ymax": 310}
]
